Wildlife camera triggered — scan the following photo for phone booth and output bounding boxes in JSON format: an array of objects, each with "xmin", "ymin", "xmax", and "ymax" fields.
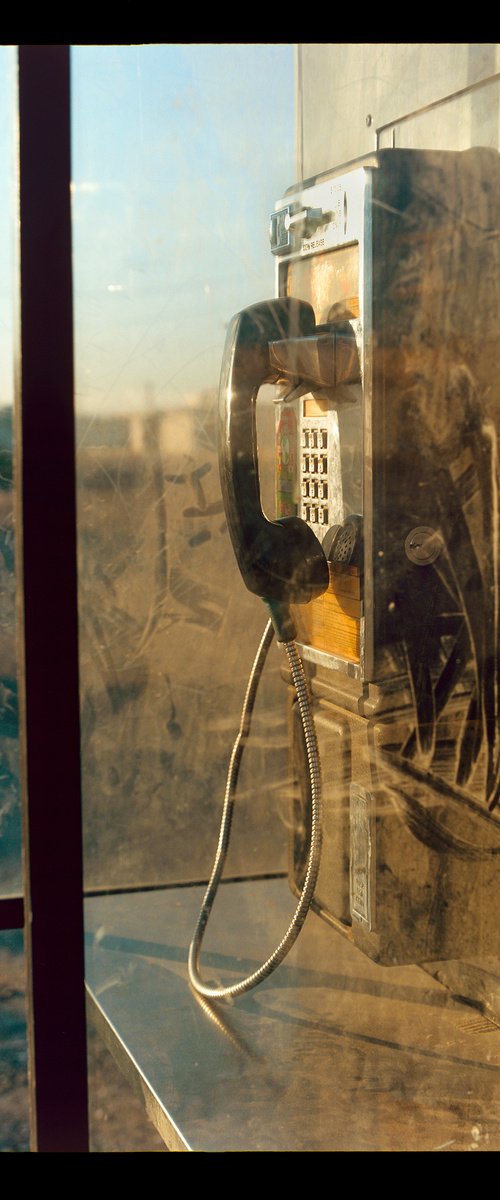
[{"xmin": 60, "ymin": 45, "xmax": 500, "ymax": 1154}]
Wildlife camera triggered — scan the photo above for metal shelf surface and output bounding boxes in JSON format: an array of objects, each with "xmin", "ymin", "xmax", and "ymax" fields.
[{"xmin": 85, "ymin": 879, "xmax": 500, "ymax": 1152}]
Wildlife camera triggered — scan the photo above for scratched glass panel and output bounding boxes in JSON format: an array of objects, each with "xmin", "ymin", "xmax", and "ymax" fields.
[
  {"xmin": 0, "ymin": 49, "xmax": 21, "ymax": 897},
  {"xmin": 0, "ymin": 930, "xmax": 28, "ymax": 1152},
  {"xmin": 79, "ymin": 44, "xmax": 500, "ymax": 1154},
  {"xmin": 72, "ymin": 45, "xmax": 295, "ymax": 889}
]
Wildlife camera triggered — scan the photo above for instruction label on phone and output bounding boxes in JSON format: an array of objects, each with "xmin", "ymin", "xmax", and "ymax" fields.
[{"xmin": 350, "ymin": 782, "xmax": 372, "ymax": 928}]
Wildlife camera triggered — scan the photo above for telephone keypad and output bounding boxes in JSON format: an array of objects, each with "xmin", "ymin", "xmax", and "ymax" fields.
[{"xmin": 300, "ymin": 418, "xmax": 334, "ymax": 539}]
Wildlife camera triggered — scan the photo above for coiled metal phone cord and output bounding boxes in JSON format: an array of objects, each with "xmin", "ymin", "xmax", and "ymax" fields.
[{"xmin": 188, "ymin": 617, "xmax": 322, "ymax": 1000}]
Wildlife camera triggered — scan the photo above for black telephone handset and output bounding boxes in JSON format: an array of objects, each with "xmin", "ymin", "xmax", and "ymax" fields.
[
  {"xmin": 189, "ymin": 298, "xmax": 329, "ymax": 1001},
  {"xmin": 218, "ymin": 297, "xmax": 329, "ymax": 631}
]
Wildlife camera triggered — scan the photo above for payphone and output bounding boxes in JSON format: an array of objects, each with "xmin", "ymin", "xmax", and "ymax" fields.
[{"xmin": 189, "ymin": 147, "xmax": 500, "ymax": 998}]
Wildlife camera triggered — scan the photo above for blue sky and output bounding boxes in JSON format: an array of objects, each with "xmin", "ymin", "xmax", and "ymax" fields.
[
  {"xmin": 70, "ymin": 44, "xmax": 295, "ymax": 414},
  {"xmin": 0, "ymin": 45, "xmax": 295, "ymax": 415}
]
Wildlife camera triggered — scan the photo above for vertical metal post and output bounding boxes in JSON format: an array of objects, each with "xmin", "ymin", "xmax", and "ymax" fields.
[{"xmin": 17, "ymin": 45, "xmax": 89, "ymax": 1152}]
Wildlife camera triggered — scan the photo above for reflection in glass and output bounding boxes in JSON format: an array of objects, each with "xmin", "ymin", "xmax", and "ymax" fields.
[
  {"xmin": 79, "ymin": 44, "xmax": 500, "ymax": 1153},
  {"xmin": 0, "ymin": 930, "xmax": 28, "ymax": 1151},
  {"xmin": 0, "ymin": 48, "xmax": 20, "ymax": 896},
  {"xmin": 71, "ymin": 45, "xmax": 295, "ymax": 889}
]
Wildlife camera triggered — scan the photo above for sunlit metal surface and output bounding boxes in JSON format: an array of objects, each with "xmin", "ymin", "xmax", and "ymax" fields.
[{"xmin": 86, "ymin": 880, "xmax": 500, "ymax": 1152}]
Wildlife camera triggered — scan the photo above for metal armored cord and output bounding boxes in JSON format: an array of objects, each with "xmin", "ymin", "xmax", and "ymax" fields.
[{"xmin": 188, "ymin": 618, "xmax": 322, "ymax": 1000}]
